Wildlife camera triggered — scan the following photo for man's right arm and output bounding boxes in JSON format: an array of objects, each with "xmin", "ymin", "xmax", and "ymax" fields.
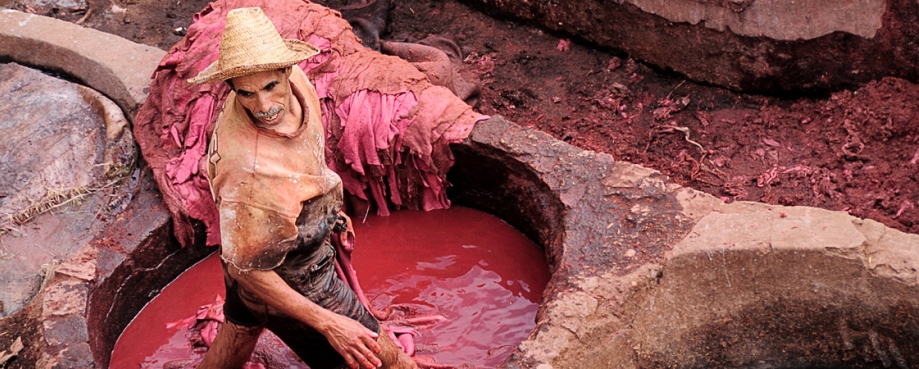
[{"xmin": 226, "ymin": 263, "xmax": 384, "ymax": 369}]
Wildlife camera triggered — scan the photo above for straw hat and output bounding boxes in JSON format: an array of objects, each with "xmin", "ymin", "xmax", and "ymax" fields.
[{"xmin": 189, "ymin": 7, "xmax": 319, "ymax": 84}]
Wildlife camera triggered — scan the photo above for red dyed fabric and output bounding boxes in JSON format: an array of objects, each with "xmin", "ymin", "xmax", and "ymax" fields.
[
  {"xmin": 133, "ymin": 0, "xmax": 486, "ymax": 248},
  {"xmin": 330, "ymin": 227, "xmax": 422, "ymax": 355},
  {"xmin": 166, "ymin": 295, "xmax": 224, "ymax": 347}
]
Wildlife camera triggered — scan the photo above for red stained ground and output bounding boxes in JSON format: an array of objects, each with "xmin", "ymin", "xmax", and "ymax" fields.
[{"xmin": 5, "ymin": 1, "xmax": 915, "ymax": 368}]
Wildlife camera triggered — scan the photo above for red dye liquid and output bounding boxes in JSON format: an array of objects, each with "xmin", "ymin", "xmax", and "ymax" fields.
[
  {"xmin": 110, "ymin": 206, "xmax": 549, "ymax": 368},
  {"xmin": 352, "ymin": 207, "xmax": 549, "ymax": 367},
  {"xmin": 110, "ymin": 253, "xmax": 223, "ymax": 368}
]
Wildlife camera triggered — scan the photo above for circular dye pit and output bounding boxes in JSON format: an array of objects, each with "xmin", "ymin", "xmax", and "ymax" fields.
[{"xmin": 111, "ymin": 206, "xmax": 548, "ymax": 368}]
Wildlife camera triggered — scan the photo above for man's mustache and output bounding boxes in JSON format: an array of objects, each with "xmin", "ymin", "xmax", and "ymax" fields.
[{"xmin": 254, "ymin": 106, "xmax": 282, "ymax": 118}]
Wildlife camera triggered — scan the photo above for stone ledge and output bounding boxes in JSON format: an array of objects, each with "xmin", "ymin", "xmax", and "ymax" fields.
[
  {"xmin": 516, "ymin": 191, "xmax": 919, "ymax": 369},
  {"xmin": 0, "ymin": 15, "xmax": 170, "ymax": 365},
  {"xmin": 0, "ymin": 9, "xmax": 165, "ymax": 118},
  {"xmin": 622, "ymin": 0, "xmax": 885, "ymax": 41}
]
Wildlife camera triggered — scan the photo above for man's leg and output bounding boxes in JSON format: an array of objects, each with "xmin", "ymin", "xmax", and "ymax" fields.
[
  {"xmin": 377, "ymin": 332, "xmax": 418, "ymax": 369},
  {"xmin": 198, "ymin": 321, "xmax": 263, "ymax": 369}
]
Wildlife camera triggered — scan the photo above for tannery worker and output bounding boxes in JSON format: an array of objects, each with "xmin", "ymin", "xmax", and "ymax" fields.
[{"xmin": 188, "ymin": 7, "xmax": 416, "ymax": 369}]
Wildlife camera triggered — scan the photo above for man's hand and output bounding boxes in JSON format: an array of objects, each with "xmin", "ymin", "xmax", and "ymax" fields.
[{"xmin": 319, "ymin": 311, "xmax": 383, "ymax": 369}]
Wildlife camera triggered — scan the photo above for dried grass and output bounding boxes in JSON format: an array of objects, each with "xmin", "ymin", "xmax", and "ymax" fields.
[{"xmin": 0, "ymin": 160, "xmax": 134, "ymax": 237}]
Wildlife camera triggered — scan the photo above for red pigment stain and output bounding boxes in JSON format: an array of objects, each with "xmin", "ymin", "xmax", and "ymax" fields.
[
  {"xmin": 110, "ymin": 206, "xmax": 549, "ymax": 368},
  {"xmin": 110, "ymin": 253, "xmax": 223, "ymax": 368},
  {"xmin": 352, "ymin": 206, "xmax": 550, "ymax": 367}
]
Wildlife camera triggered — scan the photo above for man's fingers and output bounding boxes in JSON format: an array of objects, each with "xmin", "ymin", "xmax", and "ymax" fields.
[
  {"xmin": 342, "ymin": 352, "xmax": 360, "ymax": 369},
  {"xmin": 324, "ymin": 316, "xmax": 383, "ymax": 368},
  {"xmin": 359, "ymin": 346, "xmax": 383, "ymax": 368},
  {"xmin": 338, "ymin": 336, "xmax": 380, "ymax": 369},
  {"xmin": 350, "ymin": 346, "xmax": 380, "ymax": 369},
  {"xmin": 362, "ymin": 333, "xmax": 383, "ymax": 355},
  {"xmin": 353, "ymin": 332, "xmax": 382, "ymax": 369}
]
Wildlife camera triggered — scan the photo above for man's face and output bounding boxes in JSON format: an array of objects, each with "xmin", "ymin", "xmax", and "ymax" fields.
[{"xmin": 230, "ymin": 68, "xmax": 292, "ymax": 128}]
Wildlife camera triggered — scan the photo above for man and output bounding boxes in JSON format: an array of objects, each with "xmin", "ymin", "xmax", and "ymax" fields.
[{"xmin": 188, "ymin": 7, "xmax": 416, "ymax": 369}]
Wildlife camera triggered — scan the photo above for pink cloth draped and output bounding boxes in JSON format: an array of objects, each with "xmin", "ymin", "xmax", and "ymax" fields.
[{"xmin": 327, "ymin": 90, "xmax": 417, "ymax": 215}]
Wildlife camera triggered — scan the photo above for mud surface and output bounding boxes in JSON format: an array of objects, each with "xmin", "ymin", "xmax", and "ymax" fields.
[{"xmin": 11, "ymin": 0, "xmax": 912, "ymax": 239}]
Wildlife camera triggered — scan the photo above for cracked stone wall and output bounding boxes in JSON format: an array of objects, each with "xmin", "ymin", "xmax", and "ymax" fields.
[{"xmin": 504, "ymin": 186, "xmax": 919, "ymax": 369}]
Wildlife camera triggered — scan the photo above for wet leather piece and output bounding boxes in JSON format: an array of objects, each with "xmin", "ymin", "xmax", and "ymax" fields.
[{"xmin": 208, "ymin": 67, "xmax": 341, "ymax": 270}]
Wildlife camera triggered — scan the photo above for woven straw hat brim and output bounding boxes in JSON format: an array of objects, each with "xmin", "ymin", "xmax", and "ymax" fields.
[{"xmin": 189, "ymin": 39, "xmax": 319, "ymax": 84}]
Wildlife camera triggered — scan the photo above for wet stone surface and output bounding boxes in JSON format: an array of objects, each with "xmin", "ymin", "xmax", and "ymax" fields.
[
  {"xmin": 0, "ymin": 62, "xmax": 135, "ymax": 318},
  {"xmin": 0, "ymin": 63, "xmax": 103, "ymax": 217},
  {"xmin": 454, "ymin": 117, "xmax": 696, "ymax": 286}
]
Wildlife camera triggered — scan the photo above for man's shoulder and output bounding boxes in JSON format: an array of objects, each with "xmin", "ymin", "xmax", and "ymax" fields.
[
  {"xmin": 291, "ymin": 67, "xmax": 317, "ymax": 96},
  {"xmin": 291, "ymin": 66, "xmax": 322, "ymax": 127}
]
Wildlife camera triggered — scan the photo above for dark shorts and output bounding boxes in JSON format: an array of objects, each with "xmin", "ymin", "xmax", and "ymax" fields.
[{"xmin": 222, "ymin": 277, "xmax": 261, "ymax": 327}]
